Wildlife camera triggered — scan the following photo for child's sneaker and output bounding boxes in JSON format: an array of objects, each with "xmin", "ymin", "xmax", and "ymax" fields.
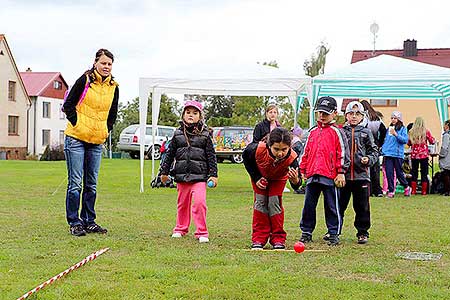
[
  {"xmin": 251, "ymin": 243, "xmax": 264, "ymax": 250},
  {"xmin": 272, "ymin": 243, "xmax": 286, "ymax": 250},
  {"xmin": 322, "ymin": 233, "xmax": 331, "ymax": 241},
  {"xmin": 404, "ymin": 186, "xmax": 412, "ymax": 197},
  {"xmin": 327, "ymin": 234, "xmax": 340, "ymax": 246},
  {"xmin": 357, "ymin": 234, "xmax": 369, "ymax": 244},
  {"xmin": 387, "ymin": 192, "xmax": 395, "ymax": 198},
  {"xmin": 84, "ymin": 223, "xmax": 107, "ymax": 234},
  {"xmin": 171, "ymin": 232, "xmax": 182, "ymax": 238},
  {"xmin": 199, "ymin": 236, "xmax": 209, "ymax": 243},
  {"xmin": 299, "ymin": 233, "xmax": 313, "ymax": 243},
  {"xmin": 70, "ymin": 225, "xmax": 86, "ymax": 237}
]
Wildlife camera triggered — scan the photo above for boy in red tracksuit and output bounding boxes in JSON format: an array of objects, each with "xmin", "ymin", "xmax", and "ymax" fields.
[
  {"xmin": 243, "ymin": 127, "xmax": 301, "ymax": 250},
  {"xmin": 299, "ymin": 96, "xmax": 350, "ymax": 246}
]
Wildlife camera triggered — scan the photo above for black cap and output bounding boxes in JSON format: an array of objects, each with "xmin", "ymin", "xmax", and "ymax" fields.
[{"xmin": 315, "ymin": 96, "xmax": 337, "ymax": 114}]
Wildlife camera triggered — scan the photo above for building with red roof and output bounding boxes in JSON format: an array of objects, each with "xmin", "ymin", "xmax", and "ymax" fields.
[{"xmin": 20, "ymin": 70, "xmax": 69, "ymax": 156}]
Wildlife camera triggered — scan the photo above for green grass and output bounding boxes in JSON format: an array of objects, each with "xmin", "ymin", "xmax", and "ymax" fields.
[{"xmin": 1, "ymin": 160, "xmax": 449, "ymax": 299}]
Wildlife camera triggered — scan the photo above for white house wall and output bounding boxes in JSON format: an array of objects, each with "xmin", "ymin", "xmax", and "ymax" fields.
[{"xmin": 32, "ymin": 96, "xmax": 67, "ymax": 156}]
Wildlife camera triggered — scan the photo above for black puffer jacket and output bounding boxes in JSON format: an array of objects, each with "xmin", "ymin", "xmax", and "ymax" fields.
[
  {"xmin": 160, "ymin": 121, "xmax": 218, "ymax": 183},
  {"xmin": 342, "ymin": 124, "xmax": 378, "ymax": 181},
  {"xmin": 252, "ymin": 119, "xmax": 280, "ymax": 143}
]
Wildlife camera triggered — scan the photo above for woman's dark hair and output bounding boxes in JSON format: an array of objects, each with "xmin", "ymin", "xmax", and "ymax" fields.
[
  {"xmin": 445, "ymin": 120, "xmax": 450, "ymax": 127},
  {"xmin": 360, "ymin": 100, "xmax": 383, "ymax": 121},
  {"xmin": 85, "ymin": 48, "xmax": 115, "ymax": 81},
  {"xmin": 267, "ymin": 127, "xmax": 292, "ymax": 147}
]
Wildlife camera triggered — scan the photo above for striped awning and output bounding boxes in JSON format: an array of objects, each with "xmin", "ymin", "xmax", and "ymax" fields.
[{"xmin": 307, "ymin": 55, "xmax": 450, "ymax": 126}]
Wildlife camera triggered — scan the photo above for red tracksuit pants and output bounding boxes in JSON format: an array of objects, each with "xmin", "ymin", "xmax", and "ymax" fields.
[{"xmin": 251, "ymin": 179, "xmax": 287, "ymax": 245}]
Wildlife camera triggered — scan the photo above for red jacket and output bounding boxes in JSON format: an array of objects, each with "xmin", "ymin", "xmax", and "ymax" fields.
[
  {"xmin": 255, "ymin": 142, "xmax": 297, "ymax": 180},
  {"xmin": 300, "ymin": 121, "xmax": 349, "ymax": 179}
]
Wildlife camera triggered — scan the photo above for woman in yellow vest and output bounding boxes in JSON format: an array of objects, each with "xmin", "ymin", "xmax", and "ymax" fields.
[{"xmin": 62, "ymin": 49, "xmax": 119, "ymax": 236}]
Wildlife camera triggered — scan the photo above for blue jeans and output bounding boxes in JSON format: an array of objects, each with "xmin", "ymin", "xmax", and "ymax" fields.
[{"xmin": 64, "ymin": 136, "xmax": 103, "ymax": 226}]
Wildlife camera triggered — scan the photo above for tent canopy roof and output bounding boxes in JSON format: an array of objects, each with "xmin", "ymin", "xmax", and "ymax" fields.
[
  {"xmin": 312, "ymin": 55, "xmax": 450, "ymax": 99},
  {"xmin": 139, "ymin": 64, "xmax": 310, "ymax": 97}
]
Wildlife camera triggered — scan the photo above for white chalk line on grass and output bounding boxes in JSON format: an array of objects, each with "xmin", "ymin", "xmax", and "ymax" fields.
[{"xmin": 50, "ymin": 178, "xmax": 66, "ymax": 196}]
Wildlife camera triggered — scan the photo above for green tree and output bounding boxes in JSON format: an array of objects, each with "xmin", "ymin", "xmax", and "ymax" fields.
[{"xmin": 303, "ymin": 42, "xmax": 330, "ymax": 77}]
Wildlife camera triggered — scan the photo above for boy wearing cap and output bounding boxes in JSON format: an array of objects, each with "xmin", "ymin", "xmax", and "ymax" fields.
[
  {"xmin": 381, "ymin": 111, "xmax": 411, "ymax": 198},
  {"xmin": 298, "ymin": 96, "xmax": 350, "ymax": 246},
  {"xmin": 339, "ymin": 101, "xmax": 378, "ymax": 244},
  {"xmin": 160, "ymin": 100, "xmax": 218, "ymax": 243}
]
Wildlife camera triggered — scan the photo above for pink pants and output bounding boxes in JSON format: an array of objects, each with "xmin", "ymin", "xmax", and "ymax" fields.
[
  {"xmin": 382, "ymin": 164, "xmax": 396, "ymax": 193},
  {"xmin": 173, "ymin": 182, "xmax": 208, "ymax": 238}
]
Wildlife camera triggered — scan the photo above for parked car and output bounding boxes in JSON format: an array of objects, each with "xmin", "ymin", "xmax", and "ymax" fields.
[
  {"xmin": 212, "ymin": 126, "xmax": 253, "ymax": 163},
  {"xmin": 117, "ymin": 124, "xmax": 176, "ymax": 159}
]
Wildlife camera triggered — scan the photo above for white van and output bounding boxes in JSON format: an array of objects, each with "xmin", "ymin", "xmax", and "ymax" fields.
[{"xmin": 117, "ymin": 124, "xmax": 176, "ymax": 159}]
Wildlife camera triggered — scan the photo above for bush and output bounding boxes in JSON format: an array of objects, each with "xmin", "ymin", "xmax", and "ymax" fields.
[{"xmin": 40, "ymin": 144, "xmax": 65, "ymax": 161}]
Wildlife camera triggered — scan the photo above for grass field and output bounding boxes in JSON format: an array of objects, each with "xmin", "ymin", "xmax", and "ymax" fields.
[{"xmin": 1, "ymin": 160, "xmax": 450, "ymax": 299}]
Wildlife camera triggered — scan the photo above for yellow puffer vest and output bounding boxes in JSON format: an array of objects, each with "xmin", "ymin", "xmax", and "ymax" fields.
[{"xmin": 65, "ymin": 71, "xmax": 118, "ymax": 144}]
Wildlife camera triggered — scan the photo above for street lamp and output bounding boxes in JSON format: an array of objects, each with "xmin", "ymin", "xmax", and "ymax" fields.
[{"xmin": 370, "ymin": 22, "xmax": 379, "ymax": 56}]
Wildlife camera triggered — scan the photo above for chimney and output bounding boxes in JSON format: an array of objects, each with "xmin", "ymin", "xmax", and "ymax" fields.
[
  {"xmin": 26, "ymin": 67, "xmax": 32, "ymax": 72},
  {"xmin": 403, "ymin": 39, "xmax": 417, "ymax": 57}
]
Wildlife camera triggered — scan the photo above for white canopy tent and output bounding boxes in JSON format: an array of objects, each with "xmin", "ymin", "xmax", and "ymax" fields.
[
  {"xmin": 306, "ymin": 54, "xmax": 450, "ymax": 127},
  {"xmin": 138, "ymin": 65, "xmax": 311, "ymax": 192}
]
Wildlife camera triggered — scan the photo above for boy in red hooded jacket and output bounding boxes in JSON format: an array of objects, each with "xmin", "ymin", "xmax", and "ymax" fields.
[{"xmin": 299, "ymin": 96, "xmax": 350, "ymax": 246}]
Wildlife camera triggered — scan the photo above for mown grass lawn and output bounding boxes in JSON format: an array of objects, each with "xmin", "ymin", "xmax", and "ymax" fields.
[{"xmin": 1, "ymin": 159, "xmax": 449, "ymax": 299}]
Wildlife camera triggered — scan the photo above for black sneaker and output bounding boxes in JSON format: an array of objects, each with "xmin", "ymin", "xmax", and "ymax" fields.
[
  {"xmin": 272, "ymin": 243, "xmax": 286, "ymax": 250},
  {"xmin": 327, "ymin": 234, "xmax": 340, "ymax": 246},
  {"xmin": 357, "ymin": 235, "xmax": 369, "ymax": 244},
  {"xmin": 70, "ymin": 225, "xmax": 86, "ymax": 237},
  {"xmin": 251, "ymin": 243, "xmax": 264, "ymax": 250},
  {"xmin": 299, "ymin": 233, "xmax": 312, "ymax": 243},
  {"xmin": 84, "ymin": 223, "xmax": 108, "ymax": 234},
  {"xmin": 322, "ymin": 233, "xmax": 331, "ymax": 241}
]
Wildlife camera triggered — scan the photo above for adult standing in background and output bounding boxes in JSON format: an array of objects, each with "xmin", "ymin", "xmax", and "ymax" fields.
[
  {"xmin": 62, "ymin": 49, "xmax": 119, "ymax": 236},
  {"xmin": 439, "ymin": 120, "xmax": 450, "ymax": 196},
  {"xmin": 252, "ymin": 103, "xmax": 281, "ymax": 143},
  {"xmin": 360, "ymin": 100, "xmax": 386, "ymax": 197}
]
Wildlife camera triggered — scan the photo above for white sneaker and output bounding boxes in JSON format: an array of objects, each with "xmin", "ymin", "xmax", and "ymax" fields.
[
  {"xmin": 199, "ymin": 236, "xmax": 209, "ymax": 243},
  {"xmin": 171, "ymin": 233, "xmax": 182, "ymax": 238}
]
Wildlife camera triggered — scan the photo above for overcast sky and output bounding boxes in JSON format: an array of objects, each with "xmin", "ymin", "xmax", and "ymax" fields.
[{"xmin": 2, "ymin": 0, "xmax": 450, "ymax": 104}]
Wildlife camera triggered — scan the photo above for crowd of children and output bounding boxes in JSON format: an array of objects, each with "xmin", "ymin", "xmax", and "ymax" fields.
[{"xmin": 155, "ymin": 97, "xmax": 446, "ymax": 249}]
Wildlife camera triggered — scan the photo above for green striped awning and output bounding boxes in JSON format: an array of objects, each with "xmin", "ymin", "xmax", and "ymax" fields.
[{"xmin": 308, "ymin": 55, "xmax": 450, "ymax": 126}]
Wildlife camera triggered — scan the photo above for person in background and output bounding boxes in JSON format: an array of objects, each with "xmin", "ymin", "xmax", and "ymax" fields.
[
  {"xmin": 160, "ymin": 100, "xmax": 218, "ymax": 243},
  {"xmin": 381, "ymin": 111, "xmax": 411, "ymax": 198},
  {"xmin": 62, "ymin": 48, "xmax": 119, "ymax": 236},
  {"xmin": 252, "ymin": 103, "xmax": 281, "ymax": 143},
  {"xmin": 439, "ymin": 120, "xmax": 450, "ymax": 196},
  {"xmin": 298, "ymin": 96, "xmax": 349, "ymax": 246},
  {"xmin": 360, "ymin": 100, "xmax": 386, "ymax": 197},
  {"xmin": 291, "ymin": 126, "xmax": 306, "ymax": 194},
  {"xmin": 339, "ymin": 101, "xmax": 378, "ymax": 244},
  {"xmin": 408, "ymin": 117, "xmax": 435, "ymax": 195},
  {"xmin": 243, "ymin": 127, "xmax": 301, "ymax": 250}
]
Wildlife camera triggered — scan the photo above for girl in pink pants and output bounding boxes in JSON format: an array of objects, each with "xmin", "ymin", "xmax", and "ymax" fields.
[{"xmin": 160, "ymin": 100, "xmax": 218, "ymax": 243}]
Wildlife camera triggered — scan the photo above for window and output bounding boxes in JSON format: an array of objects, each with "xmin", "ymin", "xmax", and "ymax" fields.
[
  {"xmin": 8, "ymin": 81, "xmax": 16, "ymax": 101},
  {"xmin": 8, "ymin": 116, "xmax": 19, "ymax": 135},
  {"xmin": 158, "ymin": 128, "xmax": 175, "ymax": 137},
  {"xmin": 42, "ymin": 130, "xmax": 50, "ymax": 146},
  {"xmin": 59, "ymin": 104, "xmax": 65, "ymax": 119},
  {"xmin": 43, "ymin": 102, "xmax": 51, "ymax": 118},
  {"xmin": 370, "ymin": 99, "xmax": 397, "ymax": 107},
  {"xmin": 59, "ymin": 130, "xmax": 65, "ymax": 145},
  {"xmin": 53, "ymin": 80, "xmax": 62, "ymax": 90}
]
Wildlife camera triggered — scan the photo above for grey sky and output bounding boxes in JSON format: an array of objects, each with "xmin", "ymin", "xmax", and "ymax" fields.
[{"xmin": 2, "ymin": 0, "xmax": 450, "ymax": 104}]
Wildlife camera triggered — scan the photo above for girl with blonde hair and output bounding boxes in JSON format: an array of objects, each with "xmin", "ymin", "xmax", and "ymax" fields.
[{"xmin": 408, "ymin": 117, "xmax": 435, "ymax": 195}]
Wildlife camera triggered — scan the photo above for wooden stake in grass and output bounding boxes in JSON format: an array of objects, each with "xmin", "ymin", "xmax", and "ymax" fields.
[{"xmin": 17, "ymin": 247, "xmax": 110, "ymax": 300}]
